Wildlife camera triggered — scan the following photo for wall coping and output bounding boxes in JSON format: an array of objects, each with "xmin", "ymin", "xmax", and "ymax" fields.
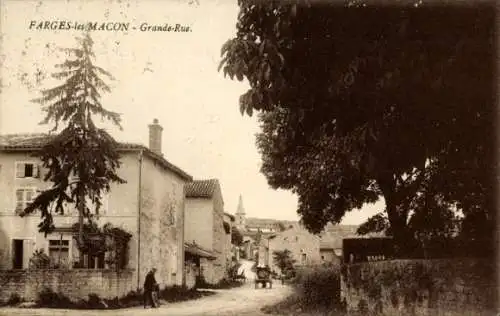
[
  {"xmin": 343, "ymin": 257, "xmax": 491, "ymax": 267},
  {"xmin": 0, "ymin": 269, "xmax": 136, "ymax": 273}
]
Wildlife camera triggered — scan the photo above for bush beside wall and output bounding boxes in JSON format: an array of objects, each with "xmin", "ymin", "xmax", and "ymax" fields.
[
  {"xmin": 341, "ymin": 259, "xmax": 497, "ymax": 316},
  {"xmin": 262, "ymin": 265, "xmax": 344, "ymax": 315}
]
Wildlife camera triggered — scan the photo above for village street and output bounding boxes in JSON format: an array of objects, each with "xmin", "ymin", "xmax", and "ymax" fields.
[{"xmin": 0, "ymin": 281, "xmax": 292, "ymax": 316}]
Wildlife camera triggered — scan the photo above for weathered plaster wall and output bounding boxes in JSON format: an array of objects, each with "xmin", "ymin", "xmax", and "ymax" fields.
[
  {"xmin": 184, "ymin": 198, "xmax": 213, "ymax": 251},
  {"xmin": 139, "ymin": 156, "xmax": 186, "ymax": 288},
  {"xmin": 210, "ymin": 185, "xmax": 227, "ymax": 284}
]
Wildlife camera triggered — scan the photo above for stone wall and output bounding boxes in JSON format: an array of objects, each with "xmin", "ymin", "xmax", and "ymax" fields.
[
  {"xmin": 0, "ymin": 269, "xmax": 135, "ymax": 302},
  {"xmin": 341, "ymin": 259, "xmax": 497, "ymax": 316}
]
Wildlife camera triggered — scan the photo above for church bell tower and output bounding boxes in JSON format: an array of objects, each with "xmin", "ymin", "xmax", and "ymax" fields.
[{"xmin": 235, "ymin": 194, "xmax": 246, "ymax": 230}]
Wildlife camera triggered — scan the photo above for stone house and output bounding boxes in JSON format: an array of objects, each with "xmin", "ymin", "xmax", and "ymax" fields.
[
  {"xmin": 184, "ymin": 179, "xmax": 229, "ymax": 285},
  {"xmin": 0, "ymin": 119, "xmax": 191, "ymax": 300},
  {"xmin": 266, "ymin": 225, "xmax": 321, "ymax": 273}
]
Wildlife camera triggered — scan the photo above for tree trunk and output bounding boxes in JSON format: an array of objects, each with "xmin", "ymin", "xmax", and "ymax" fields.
[
  {"xmin": 78, "ymin": 188, "xmax": 84, "ymax": 267},
  {"xmin": 378, "ymin": 175, "xmax": 413, "ymax": 257}
]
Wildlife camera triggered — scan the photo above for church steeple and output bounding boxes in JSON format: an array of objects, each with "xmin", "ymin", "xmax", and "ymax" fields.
[
  {"xmin": 236, "ymin": 194, "xmax": 245, "ymax": 215},
  {"xmin": 235, "ymin": 194, "xmax": 246, "ymax": 229}
]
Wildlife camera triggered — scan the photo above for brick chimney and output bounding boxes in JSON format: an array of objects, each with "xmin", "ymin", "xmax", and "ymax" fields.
[{"xmin": 148, "ymin": 118, "xmax": 163, "ymax": 156}]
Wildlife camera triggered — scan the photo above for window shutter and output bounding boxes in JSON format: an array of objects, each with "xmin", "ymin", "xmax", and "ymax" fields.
[
  {"xmin": 15, "ymin": 189, "xmax": 24, "ymax": 213},
  {"xmin": 26, "ymin": 189, "xmax": 35, "ymax": 203},
  {"xmin": 15, "ymin": 163, "xmax": 25, "ymax": 178},
  {"xmin": 32, "ymin": 164, "xmax": 39, "ymax": 178}
]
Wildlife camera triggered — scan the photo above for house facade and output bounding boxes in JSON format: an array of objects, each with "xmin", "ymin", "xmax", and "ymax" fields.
[
  {"xmin": 223, "ymin": 212, "xmax": 235, "ymax": 264},
  {"xmin": 184, "ymin": 179, "xmax": 228, "ymax": 285},
  {"xmin": 266, "ymin": 226, "xmax": 321, "ymax": 273},
  {"xmin": 0, "ymin": 119, "xmax": 191, "ymax": 300}
]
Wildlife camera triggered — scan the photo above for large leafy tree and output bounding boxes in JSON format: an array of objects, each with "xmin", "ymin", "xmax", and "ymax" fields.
[
  {"xmin": 220, "ymin": 1, "xmax": 496, "ymax": 254},
  {"xmin": 21, "ymin": 33, "xmax": 125, "ymax": 253}
]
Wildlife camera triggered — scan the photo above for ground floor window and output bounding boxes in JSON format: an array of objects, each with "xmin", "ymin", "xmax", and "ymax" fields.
[{"xmin": 48, "ymin": 240, "xmax": 70, "ymax": 268}]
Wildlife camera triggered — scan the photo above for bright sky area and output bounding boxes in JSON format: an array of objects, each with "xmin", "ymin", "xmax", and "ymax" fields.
[{"xmin": 0, "ymin": 0, "xmax": 383, "ymax": 224}]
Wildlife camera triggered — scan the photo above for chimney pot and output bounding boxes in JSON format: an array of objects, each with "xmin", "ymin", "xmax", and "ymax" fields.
[{"xmin": 148, "ymin": 119, "xmax": 163, "ymax": 156}]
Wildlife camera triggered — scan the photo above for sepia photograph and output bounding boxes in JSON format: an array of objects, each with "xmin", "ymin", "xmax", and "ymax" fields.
[{"xmin": 0, "ymin": 0, "xmax": 497, "ymax": 315}]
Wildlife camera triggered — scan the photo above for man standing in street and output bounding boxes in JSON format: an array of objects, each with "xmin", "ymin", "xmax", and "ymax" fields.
[{"xmin": 144, "ymin": 268, "xmax": 158, "ymax": 308}]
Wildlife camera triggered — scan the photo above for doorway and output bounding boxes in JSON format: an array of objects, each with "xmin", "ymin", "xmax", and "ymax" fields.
[{"xmin": 12, "ymin": 239, "xmax": 24, "ymax": 269}]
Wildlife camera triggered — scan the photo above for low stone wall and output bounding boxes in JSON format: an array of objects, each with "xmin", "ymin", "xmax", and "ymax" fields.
[
  {"xmin": 0, "ymin": 269, "xmax": 135, "ymax": 302},
  {"xmin": 340, "ymin": 259, "xmax": 497, "ymax": 316}
]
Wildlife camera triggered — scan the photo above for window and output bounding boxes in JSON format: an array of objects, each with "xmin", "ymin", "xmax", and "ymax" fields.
[
  {"xmin": 48, "ymin": 240, "xmax": 70, "ymax": 268},
  {"xmin": 15, "ymin": 188, "xmax": 37, "ymax": 213},
  {"xmin": 301, "ymin": 253, "xmax": 307, "ymax": 265},
  {"xmin": 15, "ymin": 162, "xmax": 39, "ymax": 178}
]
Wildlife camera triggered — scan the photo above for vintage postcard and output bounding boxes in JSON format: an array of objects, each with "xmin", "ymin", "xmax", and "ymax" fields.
[{"xmin": 0, "ymin": 1, "xmax": 497, "ymax": 315}]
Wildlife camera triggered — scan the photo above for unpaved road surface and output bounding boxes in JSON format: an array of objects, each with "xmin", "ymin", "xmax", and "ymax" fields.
[{"xmin": 0, "ymin": 281, "xmax": 292, "ymax": 316}]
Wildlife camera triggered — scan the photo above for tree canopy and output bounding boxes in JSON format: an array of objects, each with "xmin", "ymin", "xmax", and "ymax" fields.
[
  {"xmin": 272, "ymin": 249, "xmax": 296, "ymax": 275},
  {"xmin": 231, "ymin": 226, "xmax": 244, "ymax": 246},
  {"xmin": 220, "ymin": 1, "xmax": 496, "ymax": 254},
  {"xmin": 21, "ymin": 33, "xmax": 125, "ymax": 249}
]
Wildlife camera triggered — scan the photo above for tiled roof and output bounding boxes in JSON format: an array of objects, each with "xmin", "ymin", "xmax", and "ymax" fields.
[
  {"xmin": 0, "ymin": 133, "xmax": 192, "ymax": 181},
  {"xmin": 319, "ymin": 223, "xmax": 385, "ymax": 250},
  {"xmin": 184, "ymin": 242, "xmax": 216, "ymax": 260},
  {"xmin": 185, "ymin": 179, "xmax": 220, "ymax": 198}
]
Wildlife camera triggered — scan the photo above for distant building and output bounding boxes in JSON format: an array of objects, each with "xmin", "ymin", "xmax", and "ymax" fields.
[
  {"xmin": 266, "ymin": 225, "xmax": 321, "ymax": 272},
  {"xmin": 229, "ymin": 195, "xmax": 385, "ymax": 270}
]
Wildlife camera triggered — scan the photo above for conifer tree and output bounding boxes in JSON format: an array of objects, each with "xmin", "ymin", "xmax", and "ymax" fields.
[{"xmin": 21, "ymin": 33, "xmax": 126, "ymax": 255}]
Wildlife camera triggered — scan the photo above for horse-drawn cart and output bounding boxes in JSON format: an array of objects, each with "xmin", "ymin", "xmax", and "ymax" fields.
[{"xmin": 254, "ymin": 266, "xmax": 273, "ymax": 289}]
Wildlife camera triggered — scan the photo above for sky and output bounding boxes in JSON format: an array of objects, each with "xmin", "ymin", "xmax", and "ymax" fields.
[{"xmin": 0, "ymin": 0, "xmax": 383, "ymax": 224}]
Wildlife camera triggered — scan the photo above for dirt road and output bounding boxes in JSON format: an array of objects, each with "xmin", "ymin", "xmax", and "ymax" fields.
[{"xmin": 0, "ymin": 281, "xmax": 291, "ymax": 316}]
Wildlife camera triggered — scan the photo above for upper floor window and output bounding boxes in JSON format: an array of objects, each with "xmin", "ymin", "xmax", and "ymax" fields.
[
  {"xmin": 15, "ymin": 187, "xmax": 38, "ymax": 214},
  {"xmin": 15, "ymin": 162, "xmax": 39, "ymax": 179}
]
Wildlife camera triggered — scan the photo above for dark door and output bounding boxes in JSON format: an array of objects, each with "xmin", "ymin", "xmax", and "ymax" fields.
[{"xmin": 12, "ymin": 239, "xmax": 23, "ymax": 269}]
